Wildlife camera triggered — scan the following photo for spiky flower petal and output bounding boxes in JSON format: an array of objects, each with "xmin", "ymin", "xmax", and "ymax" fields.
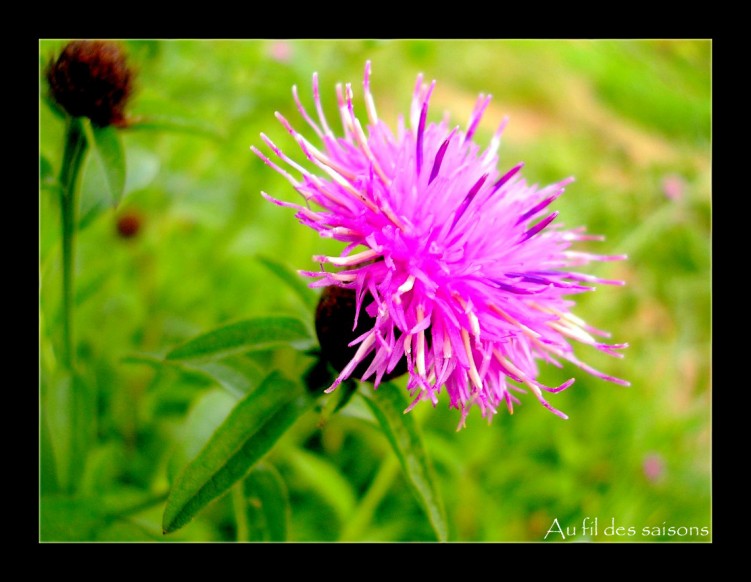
[{"xmin": 254, "ymin": 62, "xmax": 628, "ymax": 427}]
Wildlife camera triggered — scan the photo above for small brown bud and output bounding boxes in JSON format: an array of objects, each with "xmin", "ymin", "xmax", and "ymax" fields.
[
  {"xmin": 116, "ymin": 211, "xmax": 142, "ymax": 239},
  {"xmin": 46, "ymin": 40, "xmax": 134, "ymax": 128},
  {"xmin": 315, "ymin": 286, "xmax": 407, "ymax": 381}
]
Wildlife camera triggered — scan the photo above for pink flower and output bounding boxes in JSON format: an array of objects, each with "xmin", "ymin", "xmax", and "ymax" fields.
[
  {"xmin": 662, "ymin": 174, "xmax": 685, "ymax": 201},
  {"xmin": 643, "ymin": 453, "xmax": 665, "ymax": 483},
  {"xmin": 267, "ymin": 41, "xmax": 293, "ymax": 63},
  {"xmin": 253, "ymin": 62, "xmax": 628, "ymax": 427}
]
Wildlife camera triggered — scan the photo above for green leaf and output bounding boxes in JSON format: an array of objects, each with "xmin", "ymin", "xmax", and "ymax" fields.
[
  {"xmin": 87, "ymin": 123, "xmax": 126, "ymax": 206},
  {"xmin": 166, "ymin": 316, "xmax": 313, "ymax": 361},
  {"xmin": 360, "ymin": 382, "xmax": 448, "ymax": 542},
  {"xmin": 182, "ymin": 361, "xmax": 261, "ymax": 399},
  {"xmin": 127, "ymin": 113, "xmax": 224, "ymax": 140},
  {"xmin": 123, "ymin": 353, "xmax": 262, "ymax": 399},
  {"xmin": 242, "ymin": 463, "xmax": 289, "ymax": 541},
  {"xmin": 256, "ymin": 255, "xmax": 319, "ymax": 311},
  {"xmin": 162, "ymin": 372, "xmax": 313, "ymax": 534},
  {"xmin": 167, "ymin": 388, "xmax": 237, "ymax": 483},
  {"xmin": 123, "ymin": 147, "xmax": 160, "ymax": 194},
  {"xmin": 77, "ymin": 147, "xmax": 159, "ymax": 230},
  {"xmin": 77, "ymin": 186, "xmax": 109, "ymax": 230}
]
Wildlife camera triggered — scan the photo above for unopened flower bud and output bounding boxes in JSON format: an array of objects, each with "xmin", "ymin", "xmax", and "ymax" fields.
[
  {"xmin": 46, "ymin": 40, "xmax": 134, "ymax": 128},
  {"xmin": 315, "ymin": 285, "xmax": 407, "ymax": 382}
]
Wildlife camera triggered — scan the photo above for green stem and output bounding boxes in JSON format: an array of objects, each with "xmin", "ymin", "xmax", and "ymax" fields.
[
  {"xmin": 59, "ymin": 117, "xmax": 88, "ymax": 370},
  {"xmin": 338, "ymin": 455, "xmax": 399, "ymax": 541}
]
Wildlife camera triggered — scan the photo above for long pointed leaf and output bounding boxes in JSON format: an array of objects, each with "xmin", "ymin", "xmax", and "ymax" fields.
[
  {"xmin": 183, "ymin": 361, "xmax": 261, "ymax": 398},
  {"xmin": 162, "ymin": 372, "xmax": 313, "ymax": 534},
  {"xmin": 127, "ymin": 113, "xmax": 224, "ymax": 139},
  {"xmin": 166, "ymin": 316, "xmax": 313, "ymax": 361},
  {"xmin": 87, "ymin": 123, "xmax": 126, "ymax": 206},
  {"xmin": 123, "ymin": 352, "xmax": 262, "ymax": 399},
  {"xmin": 360, "ymin": 383, "xmax": 448, "ymax": 541}
]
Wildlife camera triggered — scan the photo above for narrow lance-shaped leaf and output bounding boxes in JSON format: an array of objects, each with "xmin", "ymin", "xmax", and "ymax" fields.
[
  {"xmin": 123, "ymin": 352, "xmax": 262, "ymax": 399},
  {"xmin": 166, "ymin": 316, "xmax": 313, "ymax": 361},
  {"xmin": 162, "ymin": 372, "xmax": 314, "ymax": 534},
  {"xmin": 87, "ymin": 123, "xmax": 126, "ymax": 206},
  {"xmin": 360, "ymin": 382, "xmax": 448, "ymax": 542},
  {"xmin": 183, "ymin": 361, "xmax": 261, "ymax": 398},
  {"xmin": 127, "ymin": 113, "xmax": 224, "ymax": 140}
]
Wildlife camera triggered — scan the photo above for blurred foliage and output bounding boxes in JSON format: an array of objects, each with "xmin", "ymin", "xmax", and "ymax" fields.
[{"xmin": 39, "ymin": 39, "xmax": 711, "ymax": 542}]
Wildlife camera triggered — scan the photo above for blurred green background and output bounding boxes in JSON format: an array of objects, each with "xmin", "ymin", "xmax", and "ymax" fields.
[{"xmin": 39, "ymin": 39, "xmax": 711, "ymax": 542}]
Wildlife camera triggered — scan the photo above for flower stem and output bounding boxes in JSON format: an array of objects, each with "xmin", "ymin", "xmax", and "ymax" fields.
[{"xmin": 59, "ymin": 117, "xmax": 88, "ymax": 370}]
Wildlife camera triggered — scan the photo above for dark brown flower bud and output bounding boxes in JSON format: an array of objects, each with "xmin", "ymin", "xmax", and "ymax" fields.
[
  {"xmin": 116, "ymin": 211, "xmax": 142, "ymax": 239},
  {"xmin": 315, "ymin": 285, "xmax": 407, "ymax": 381},
  {"xmin": 46, "ymin": 40, "xmax": 133, "ymax": 128}
]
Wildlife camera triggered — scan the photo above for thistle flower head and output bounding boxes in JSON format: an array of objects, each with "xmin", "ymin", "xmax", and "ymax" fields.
[
  {"xmin": 46, "ymin": 40, "xmax": 133, "ymax": 128},
  {"xmin": 253, "ymin": 62, "xmax": 628, "ymax": 427}
]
